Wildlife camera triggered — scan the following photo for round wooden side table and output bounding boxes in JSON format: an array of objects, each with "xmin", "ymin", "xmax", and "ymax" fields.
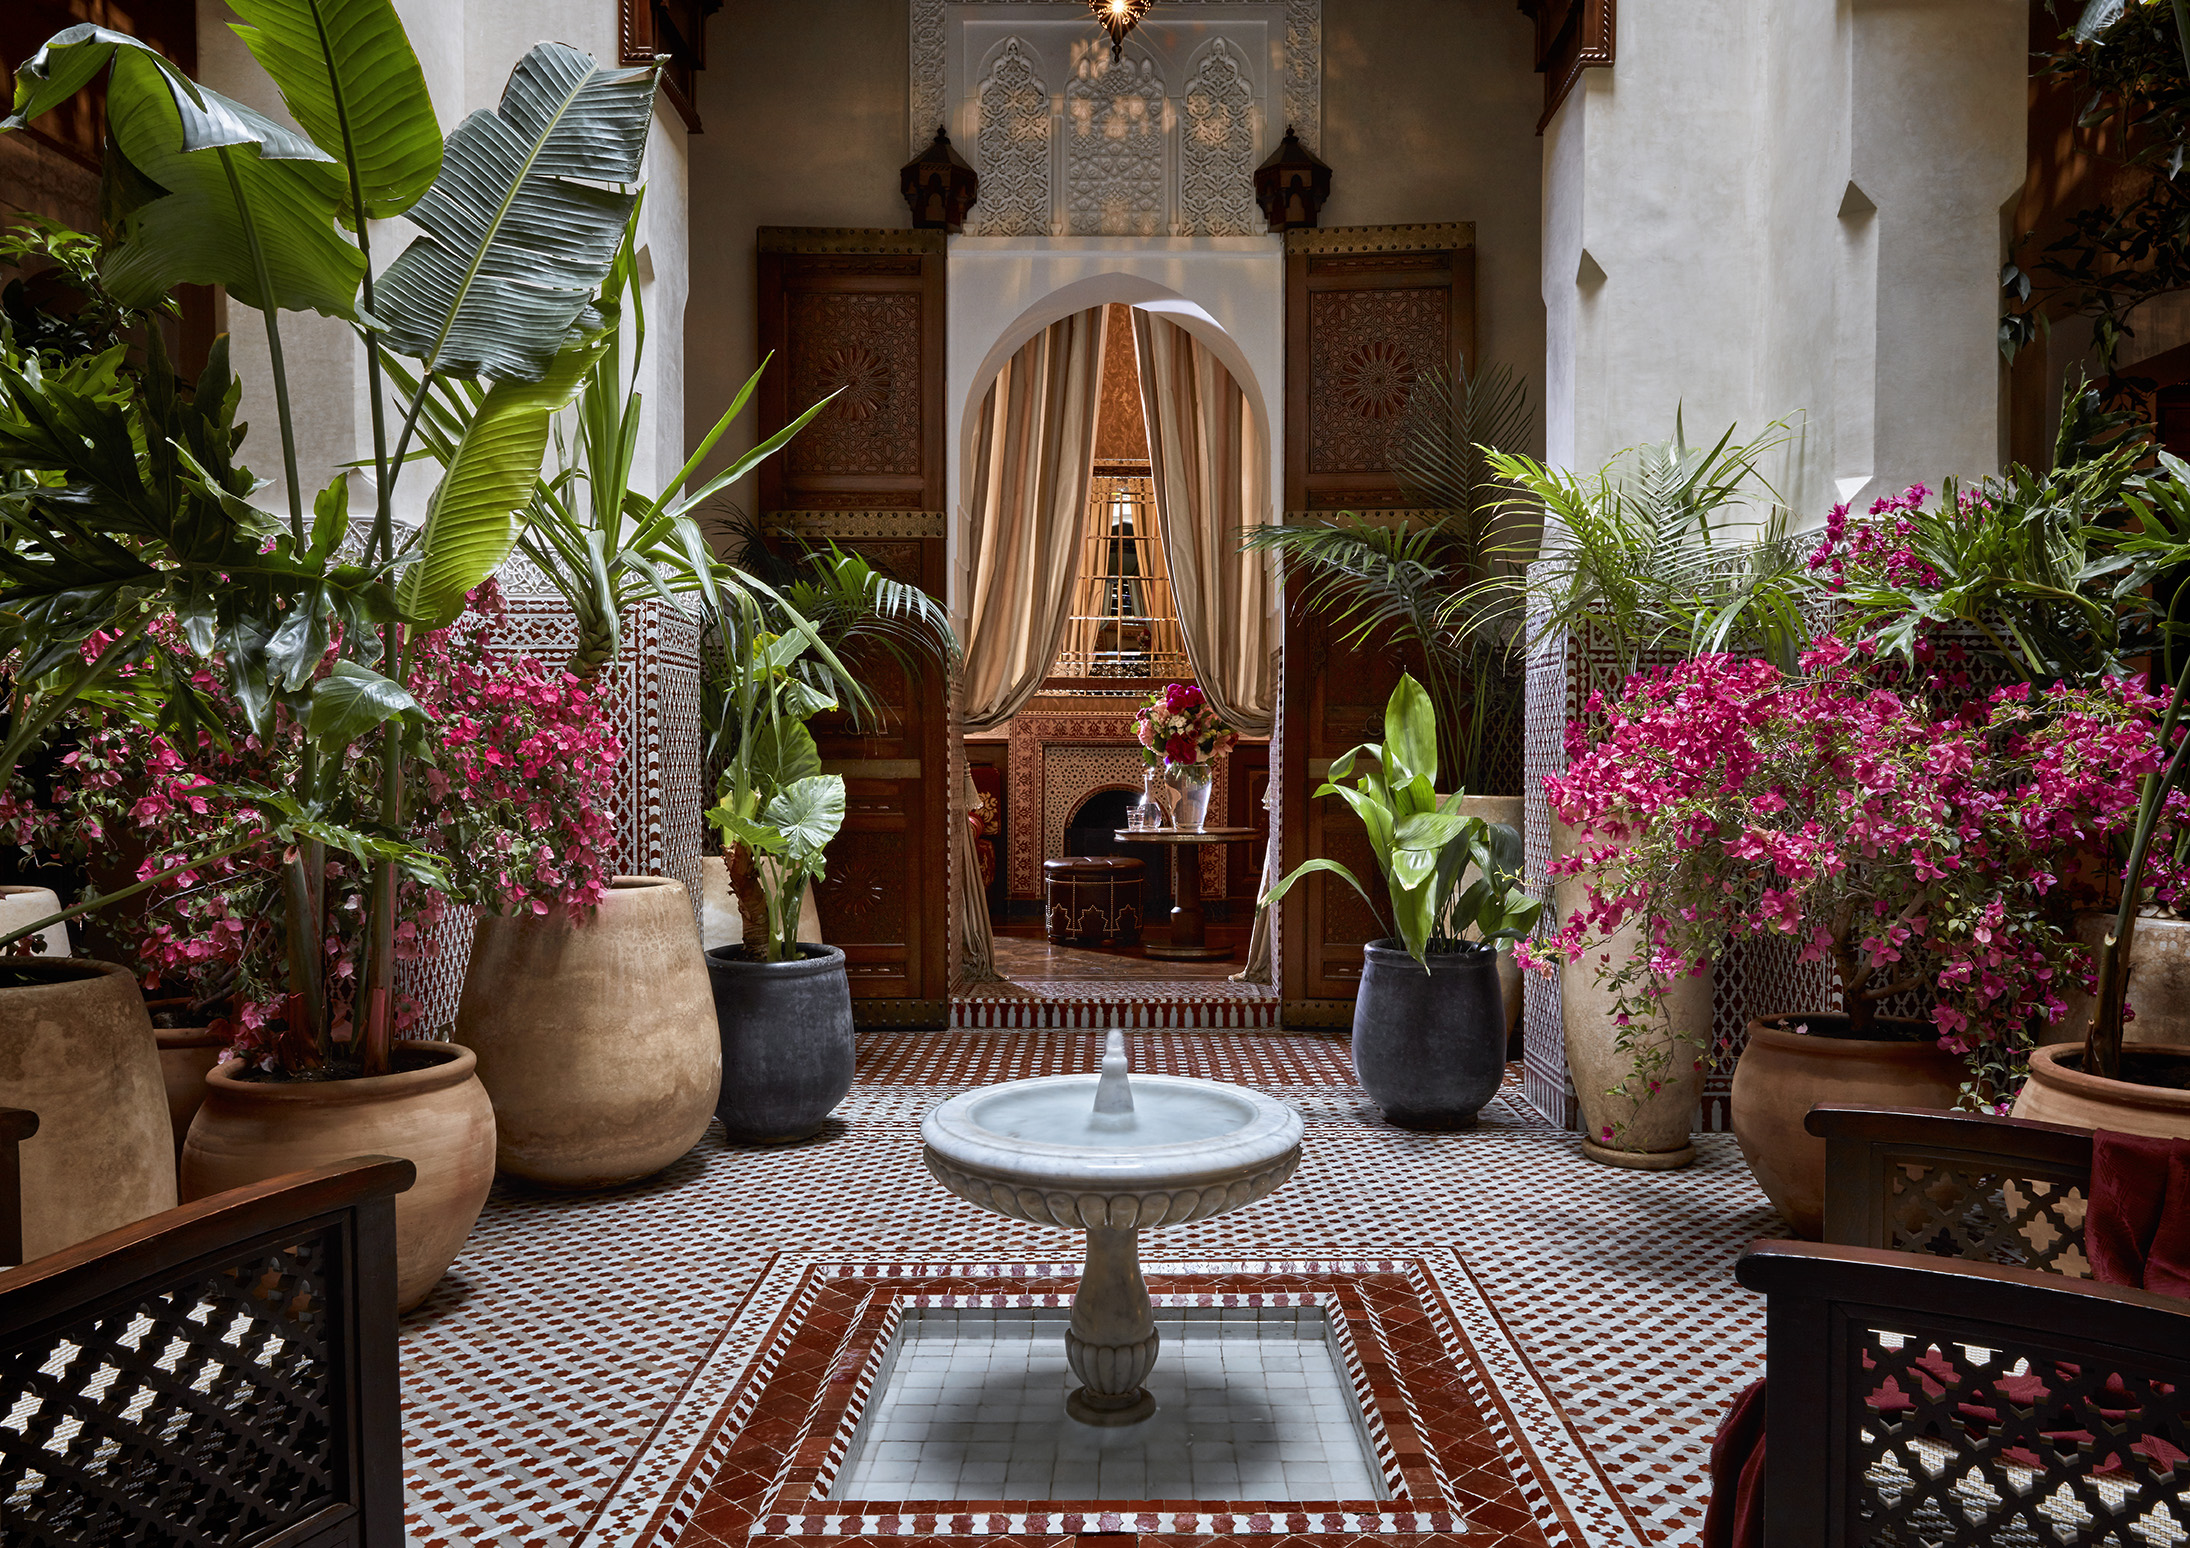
[{"xmin": 1111, "ymin": 827, "xmax": 1257, "ymax": 960}]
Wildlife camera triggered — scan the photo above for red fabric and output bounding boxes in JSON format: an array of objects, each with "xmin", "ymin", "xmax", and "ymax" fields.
[
  {"xmin": 2088, "ymin": 1129, "xmax": 2190, "ymax": 1298},
  {"xmin": 1701, "ymin": 1379, "xmax": 1767, "ymax": 1548}
]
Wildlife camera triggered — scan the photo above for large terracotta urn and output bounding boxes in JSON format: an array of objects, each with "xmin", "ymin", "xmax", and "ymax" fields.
[
  {"xmin": 2046, "ymin": 912, "xmax": 2190, "ymax": 1048},
  {"xmin": 182, "ymin": 1039, "xmax": 495, "ymax": 1312},
  {"xmin": 0, "ymin": 884, "xmax": 70, "ymax": 957},
  {"xmin": 1552, "ymin": 817, "xmax": 1709, "ymax": 1168},
  {"xmin": 0, "ymin": 959, "xmax": 176, "ymax": 1260},
  {"xmin": 155, "ymin": 1026, "xmax": 225, "ymax": 1158},
  {"xmin": 2011, "ymin": 1042, "xmax": 2190, "ymax": 1140},
  {"xmin": 1731, "ymin": 1015, "xmax": 1967, "ymax": 1239},
  {"xmin": 457, "ymin": 875, "xmax": 720, "ymax": 1187}
]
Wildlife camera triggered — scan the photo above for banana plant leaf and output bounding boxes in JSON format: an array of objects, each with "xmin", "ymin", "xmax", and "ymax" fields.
[
  {"xmin": 4, "ymin": 30, "xmax": 364, "ymax": 317},
  {"xmin": 226, "ymin": 0, "xmax": 441, "ymax": 223},
  {"xmin": 396, "ymin": 325, "xmax": 610, "ymax": 624},
  {"xmin": 373, "ymin": 42, "xmax": 657, "ymax": 380}
]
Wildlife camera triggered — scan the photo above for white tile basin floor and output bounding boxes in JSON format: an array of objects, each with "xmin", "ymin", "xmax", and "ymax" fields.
[{"xmin": 831, "ymin": 1307, "xmax": 1383, "ymax": 1502}]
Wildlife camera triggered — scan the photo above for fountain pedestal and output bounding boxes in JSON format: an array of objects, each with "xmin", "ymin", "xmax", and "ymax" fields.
[
  {"xmin": 923, "ymin": 1031, "xmax": 1303, "ymax": 1426},
  {"xmin": 1064, "ymin": 1226, "xmax": 1159, "ymax": 1424}
]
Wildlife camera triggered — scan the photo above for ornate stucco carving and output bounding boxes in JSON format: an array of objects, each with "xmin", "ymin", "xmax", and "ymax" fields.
[
  {"xmin": 764, "ymin": 511, "xmax": 948, "ymax": 540},
  {"xmin": 1065, "ymin": 52, "xmax": 1168, "ymax": 237},
  {"xmin": 913, "ymin": 1, "xmax": 1321, "ymax": 156},
  {"xmin": 1284, "ymin": 222, "xmax": 1477, "ymax": 255},
  {"xmin": 970, "ymin": 37, "xmax": 1052, "ymax": 237},
  {"xmin": 1177, "ymin": 41, "xmax": 1259, "ymax": 236}
]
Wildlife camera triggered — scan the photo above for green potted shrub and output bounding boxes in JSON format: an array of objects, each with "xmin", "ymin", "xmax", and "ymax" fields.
[
  {"xmin": 1262, "ymin": 672, "xmax": 1540, "ymax": 1130},
  {"xmin": 696, "ymin": 539, "xmax": 956, "ymax": 1142},
  {"xmin": 0, "ymin": 12, "xmax": 663, "ymax": 1296}
]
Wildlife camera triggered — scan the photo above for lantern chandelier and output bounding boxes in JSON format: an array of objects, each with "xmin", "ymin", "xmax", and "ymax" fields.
[{"xmin": 1087, "ymin": 0, "xmax": 1152, "ymax": 61}]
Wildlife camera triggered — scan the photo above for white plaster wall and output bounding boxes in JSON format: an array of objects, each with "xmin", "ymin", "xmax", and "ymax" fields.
[
  {"xmin": 944, "ymin": 237, "xmax": 1286, "ymax": 612},
  {"xmin": 1323, "ymin": 0, "xmax": 1546, "ymax": 455},
  {"xmin": 685, "ymin": 0, "xmax": 910, "ymax": 517},
  {"xmin": 1540, "ymin": 0, "xmax": 2026, "ymax": 524}
]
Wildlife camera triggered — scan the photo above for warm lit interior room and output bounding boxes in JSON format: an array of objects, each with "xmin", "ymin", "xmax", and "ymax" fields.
[{"xmin": 3, "ymin": 1, "xmax": 2189, "ymax": 1544}]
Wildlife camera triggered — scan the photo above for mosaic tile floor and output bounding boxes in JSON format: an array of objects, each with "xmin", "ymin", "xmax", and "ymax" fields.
[
  {"xmin": 960, "ymin": 936, "xmax": 1278, "ymax": 1027},
  {"xmin": 399, "ymin": 1032, "xmax": 1786, "ymax": 1547}
]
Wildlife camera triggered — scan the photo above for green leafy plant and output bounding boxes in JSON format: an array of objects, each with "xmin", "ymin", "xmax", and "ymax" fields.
[
  {"xmin": 1260, "ymin": 672, "xmax": 1540, "ymax": 966},
  {"xmin": 701, "ymin": 519, "xmax": 958, "ymax": 962},
  {"xmin": 1243, "ymin": 362, "xmax": 1531, "ymax": 790},
  {"xmin": 1480, "ymin": 419, "xmax": 1807, "ymax": 677},
  {"xmin": 0, "ymin": 10, "xmax": 662, "ymax": 1078}
]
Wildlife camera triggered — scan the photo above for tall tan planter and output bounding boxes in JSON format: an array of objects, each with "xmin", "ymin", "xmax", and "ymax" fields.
[
  {"xmin": 0, "ymin": 960, "xmax": 176, "ymax": 1259},
  {"xmin": 1460, "ymin": 796, "xmax": 1526, "ymax": 1047},
  {"xmin": 1731, "ymin": 1015, "xmax": 1966, "ymax": 1239},
  {"xmin": 457, "ymin": 875, "xmax": 719, "ymax": 1188},
  {"xmin": 2046, "ymin": 911, "xmax": 2190, "ymax": 1048},
  {"xmin": 182, "ymin": 1039, "xmax": 494, "ymax": 1313},
  {"xmin": 2011, "ymin": 1042, "xmax": 2190, "ymax": 1140},
  {"xmin": 0, "ymin": 884, "xmax": 70, "ymax": 957},
  {"xmin": 1551, "ymin": 817, "xmax": 1708, "ymax": 1168}
]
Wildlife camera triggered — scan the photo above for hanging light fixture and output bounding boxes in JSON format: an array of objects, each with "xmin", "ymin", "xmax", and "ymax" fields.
[{"xmin": 1087, "ymin": 0, "xmax": 1151, "ymax": 62}]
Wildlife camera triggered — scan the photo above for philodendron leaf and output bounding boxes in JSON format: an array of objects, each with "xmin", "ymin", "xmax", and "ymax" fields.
[
  {"xmin": 743, "ymin": 717, "xmax": 823, "ymax": 802},
  {"xmin": 396, "ymin": 327, "xmax": 607, "ymax": 625},
  {"xmin": 374, "ymin": 42, "xmax": 657, "ymax": 381},
  {"xmin": 226, "ymin": 0, "xmax": 442, "ymax": 222},
  {"xmin": 306, "ymin": 658, "xmax": 421, "ymax": 748},
  {"xmin": 765, "ymin": 774, "xmax": 846, "ymax": 862}
]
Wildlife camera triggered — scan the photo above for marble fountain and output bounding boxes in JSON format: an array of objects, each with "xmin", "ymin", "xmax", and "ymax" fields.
[{"xmin": 922, "ymin": 1030, "xmax": 1304, "ymax": 1425}]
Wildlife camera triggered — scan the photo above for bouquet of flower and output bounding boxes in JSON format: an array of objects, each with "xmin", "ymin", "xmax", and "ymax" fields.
[{"xmin": 1134, "ymin": 682, "xmax": 1236, "ymax": 769}]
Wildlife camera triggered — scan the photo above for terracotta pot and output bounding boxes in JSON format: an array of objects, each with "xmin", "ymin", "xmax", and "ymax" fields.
[
  {"xmin": 155, "ymin": 1027, "xmax": 225, "ymax": 1159},
  {"xmin": 1459, "ymin": 796, "xmax": 1526, "ymax": 1047},
  {"xmin": 0, "ymin": 884, "xmax": 69, "ymax": 957},
  {"xmin": 0, "ymin": 959, "xmax": 176, "ymax": 1260},
  {"xmin": 183, "ymin": 1040, "xmax": 494, "ymax": 1312},
  {"xmin": 2046, "ymin": 911, "xmax": 2190, "ymax": 1048},
  {"xmin": 1731, "ymin": 1014, "xmax": 1967, "ymax": 1239},
  {"xmin": 457, "ymin": 876, "xmax": 720, "ymax": 1188},
  {"xmin": 2010, "ymin": 1042, "xmax": 2190, "ymax": 1139},
  {"xmin": 1551, "ymin": 817, "xmax": 1709, "ymax": 1168}
]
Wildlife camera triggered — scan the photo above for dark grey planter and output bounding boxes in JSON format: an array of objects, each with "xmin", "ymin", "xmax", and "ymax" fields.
[
  {"xmin": 1351, "ymin": 938, "xmax": 1505, "ymax": 1131},
  {"xmin": 704, "ymin": 943, "xmax": 855, "ymax": 1142}
]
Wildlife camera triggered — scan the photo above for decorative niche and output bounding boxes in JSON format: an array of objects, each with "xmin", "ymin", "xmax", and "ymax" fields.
[{"xmin": 915, "ymin": 1, "xmax": 1320, "ymax": 239}]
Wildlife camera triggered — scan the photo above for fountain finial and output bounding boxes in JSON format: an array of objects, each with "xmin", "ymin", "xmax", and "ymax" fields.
[{"xmin": 1092, "ymin": 1029, "xmax": 1135, "ymax": 1115}]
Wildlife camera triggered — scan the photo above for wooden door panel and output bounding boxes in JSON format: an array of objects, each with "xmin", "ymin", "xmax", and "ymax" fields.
[
  {"xmin": 1280, "ymin": 225, "xmax": 1475, "ymax": 1022},
  {"xmin": 757, "ymin": 231, "xmax": 949, "ymax": 1026}
]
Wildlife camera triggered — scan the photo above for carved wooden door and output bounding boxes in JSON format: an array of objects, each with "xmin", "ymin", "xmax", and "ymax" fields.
[
  {"xmin": 756, "ymin": 230, "xmax": 951, "ymax": 1026},
  {"xmin": 1278, "ymin": 225, "xmax": 1476, "ymax": 1022}
]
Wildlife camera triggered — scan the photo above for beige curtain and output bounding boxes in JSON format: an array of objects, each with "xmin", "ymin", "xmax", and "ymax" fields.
[
  {"xmin": 957, "ymin": 308, "xmax": 1106, "ymax": 978},
  {"xmin": 1131, "ymin": 310, "xmax": 1277, "ymax": 734},
  {"xmin": 959, "ymin": 309, "xmax": 1107, "ymax": 731},
  {"xmin": 957, "ymin": 766, "xmax": 999, "ymax": 982}
]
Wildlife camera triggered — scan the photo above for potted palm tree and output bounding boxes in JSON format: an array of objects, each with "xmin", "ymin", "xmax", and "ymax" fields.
[
  {"xmin": 1, "ymin": 12, "xmax": 666, "ymax": 1300},
  {"xmin": 1262, "ymin": 673, "xmax": 1541, "ymax": 1130}
]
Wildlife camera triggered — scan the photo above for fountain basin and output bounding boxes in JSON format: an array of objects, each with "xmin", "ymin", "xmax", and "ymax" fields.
[
  {"xmin": 923, "ymin": 1071, "xmax": 1301, "ymax": 1229},
  {"xmin": 921, "ymin": 1034, "xmax": 1304, "ymax": 1427}
]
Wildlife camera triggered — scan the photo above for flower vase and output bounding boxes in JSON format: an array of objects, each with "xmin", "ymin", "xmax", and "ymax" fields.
[
  {"xmin": 1144, "ymin": 767, "xmax": 1179, "ymax": 829},
  {"xmin": 1166, "ymin": 763, "xmax": 1214, "ymax": 831}
]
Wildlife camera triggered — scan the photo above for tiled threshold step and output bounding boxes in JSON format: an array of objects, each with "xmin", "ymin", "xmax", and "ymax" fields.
[{"xmin": 950, "ymin": 981, "xmax": 1279, "ymax": 1029}]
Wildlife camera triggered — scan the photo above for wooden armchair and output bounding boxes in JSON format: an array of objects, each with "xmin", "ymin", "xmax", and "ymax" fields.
[
  {"xmin": 1734, "ymin": 1105, "xmax": 2190, "ymax": 1547},
  {"xmin": 0, "ymin": 1148, "xmax": 415, "ymax": 1547}
]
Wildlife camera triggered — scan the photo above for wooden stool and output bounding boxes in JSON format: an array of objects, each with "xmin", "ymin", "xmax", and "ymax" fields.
[{"xmin": 1043, "ymin": 857, "xmax": 1145, "ymax": 947}]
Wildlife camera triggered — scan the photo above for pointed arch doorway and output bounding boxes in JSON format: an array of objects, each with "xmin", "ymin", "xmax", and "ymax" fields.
[{"xmin": 948, "ymin": 268, "xmax": 1284, "ymax": 1029}]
